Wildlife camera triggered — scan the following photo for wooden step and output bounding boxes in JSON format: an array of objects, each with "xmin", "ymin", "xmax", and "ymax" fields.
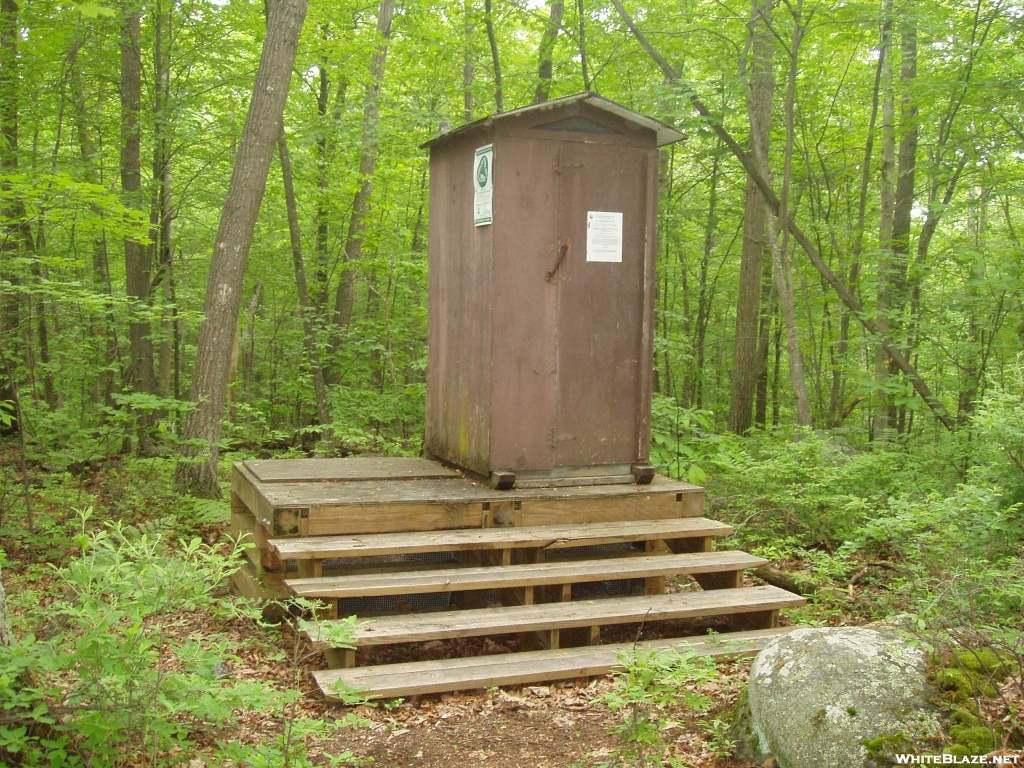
[
  {"xmin": 270, "ymin": 517, "xmax": 733, "ymax": 562},
  {"xmin": 315, "ymin": 627, "xmax": 796, "ymax": 699},
  {"xmin": 286, "ymin": 550, "xmax": 768, "ymax": 599},
  {"xmin": 306, "ymin": 585, "xmax": 804, "ymax": 647}
]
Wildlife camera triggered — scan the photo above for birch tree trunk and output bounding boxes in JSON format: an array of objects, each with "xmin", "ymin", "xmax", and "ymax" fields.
[{"xmin": 174, "ymin": 0, "xmax": 308, "ymax": 497}]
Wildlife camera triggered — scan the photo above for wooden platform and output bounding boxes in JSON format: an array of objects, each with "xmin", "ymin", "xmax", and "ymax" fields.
[{"xmin": 230, "ymin": 457, "xmax": 804, "ymax": 700}]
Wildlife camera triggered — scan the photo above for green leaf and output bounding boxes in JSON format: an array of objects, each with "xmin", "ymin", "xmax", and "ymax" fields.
[{"xmin": 75, "ymin": 3, "xmax": 117, "ymax": 17}]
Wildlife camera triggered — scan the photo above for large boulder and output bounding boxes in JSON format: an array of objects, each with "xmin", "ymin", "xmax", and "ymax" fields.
[{"xmin": 733, "ymin": 627, "xmax": 940, "ymax": 768}]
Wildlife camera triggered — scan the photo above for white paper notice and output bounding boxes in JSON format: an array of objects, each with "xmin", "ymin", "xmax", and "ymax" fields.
[
  {"xmin": 586, "ymin": 211, "xmax": 623, "ymax": 262},
  {"xmin": 473, "ymin": 144, "xmax": 494, "ymax": 227}
]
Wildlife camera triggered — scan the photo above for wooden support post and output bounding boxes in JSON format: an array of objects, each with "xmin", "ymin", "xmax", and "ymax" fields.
[
  {"xmin": 451, "ymin": 550, "xmax": 487, "ymax": 609},
  {"xmin": 667, "ymin": 536, "xmax": 712, "ymax": 554},
  {"xmin": 554, "ymin": 582, "xmax": 600, "ymax": 648},
  {"xmin": 297, "ymin": 559, "xmax": 323, "ymax": 579},
  {"xmin": 731, "ymin": 609, "xmax": 779, "ymax": 631},
  {"xmin": 516, "ymin": 549, "xmax": 551, "ymax": 650},
  {"xmin": 324, "ymin": 648, "xmax": 357, "ymax": 669},
  {"xmin": 693, "ymin": 569, "xmax": 743, "ymax": 591},
  {"xmin": 645, "ymin": 539, "xmax": 669, "ymax": 595}
]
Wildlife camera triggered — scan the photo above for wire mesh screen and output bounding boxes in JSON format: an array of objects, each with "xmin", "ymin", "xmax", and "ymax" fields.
[
  {"xmin": 331, "ymin": 551, "xmax": 458, "ymax": 614},
  {"xmin": 337, "ymin": 591, "xmax": 453, "ymax": 615},
  {"xmin": 323, "ymin": 551, "xmax": 457, "ymax": 569}
]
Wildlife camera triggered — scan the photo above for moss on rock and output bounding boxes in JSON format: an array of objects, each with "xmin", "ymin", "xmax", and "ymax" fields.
[{"xmin": 948, "ymin": 725, "xmax": 995, "ymax": 755}]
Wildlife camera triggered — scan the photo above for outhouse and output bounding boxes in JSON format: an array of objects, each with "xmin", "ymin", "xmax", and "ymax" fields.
[{"xmin": 422, "ymin": 93, "xmax": 684, "ymax": 489}]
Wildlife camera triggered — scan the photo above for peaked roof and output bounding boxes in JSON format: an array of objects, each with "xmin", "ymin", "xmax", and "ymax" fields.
[{"xmin": 420, "ymin": 93, "xmax": 685, "ymax": 149}]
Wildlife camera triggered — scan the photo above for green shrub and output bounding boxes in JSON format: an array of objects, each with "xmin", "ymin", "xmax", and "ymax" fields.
[
  {"xmin": 598, "ymin": 648, "xmax": 718, "ymax": 767},
  {"xmin": 0, "ymin": 509, "xmax": 357, "ymax": 767}
]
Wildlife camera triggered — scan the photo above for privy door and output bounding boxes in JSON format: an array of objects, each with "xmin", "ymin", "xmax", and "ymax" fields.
[{"xmin": 551, "ymin": 139, "xmax": 651, "ymax": 468}]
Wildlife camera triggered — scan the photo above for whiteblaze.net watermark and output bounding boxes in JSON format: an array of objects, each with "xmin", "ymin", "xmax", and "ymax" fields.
[{"xmin": 893, "ymin": 756, "xmax": 1021, "ymax": 765}]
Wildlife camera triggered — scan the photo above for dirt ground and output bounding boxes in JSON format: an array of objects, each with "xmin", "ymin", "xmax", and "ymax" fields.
[{"xmin": 311, "ymin": 672, "xmax": 757, "ymax": 768}]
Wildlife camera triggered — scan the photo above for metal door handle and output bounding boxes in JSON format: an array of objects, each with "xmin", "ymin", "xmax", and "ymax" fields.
[{"xmin": 545, "ymin": 238, "xmax": 570, "ymax": 282}]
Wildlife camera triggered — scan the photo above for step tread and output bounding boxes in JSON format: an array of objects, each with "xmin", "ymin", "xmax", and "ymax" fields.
[
  {"xmin": 286, "ymin": 550, "xmax": 768, "ymax": 598},
  {"xmin": 270, "ymin": 517, "xmax": 732, "ymax": 560},
  {"xmin": 306, "ymin": 585, "xmax": 804, "ymax": 647},
  {"xmin": 314, "ymin": 627, "xmax": 796, "ymax": 699}
]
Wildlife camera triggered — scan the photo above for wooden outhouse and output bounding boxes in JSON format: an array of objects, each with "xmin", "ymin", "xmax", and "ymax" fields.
[{"xmin": 422, "ymin": 93, "xmax": 683, "ymax": 488}]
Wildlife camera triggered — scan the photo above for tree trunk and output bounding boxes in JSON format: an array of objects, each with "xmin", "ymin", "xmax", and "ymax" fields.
[
  {"xmin": 773, "ymin": 0, "xmax": 812, "ymax": 428},
  {"xmin": 830, "ymin": 9, "xmax": 888, "ymax": 427},
  {"xmin": 693, "ymin": 143, "xmax": 722, "ymax": 409},
  {"xmin": 1, "ymin": 1, "xmax": 56, "ymax": 413},
  {"xmin": 0, "ymin": 343, "xmax": 33, "ymax": 533},
  {"xmin": 874, "ymin": 3, "xmax": 895, "ymax": 439},
  {"xmin": 576, "ymin": 0, "xmax": 591, "ymax": 91},
  {"xmin": 121, "ymin": 1, "xmax": 158, "ymax": 445},
  {"xmin": 889, "ymin": 15, "xmax": 917, "ymax": 433},
  {"xmin": 727, "ymin": 0, "xmax": 773, "ymax": 434},
  {"xmin": 279, "ymin": 129, "xmax": 331, "ymax": 428},
  {"xmin": 754, "ymin": 257, "xmax": 775, "ymax": 427},
  {"xmin": 174, "ymin": 0, "xmax": 308, "ymax": 497},
  {"xmin": 484, "ymin": 0, "xmax": 503, "ymax": 111},
  {"xmin": 0, "ymin": 564, "xmax": 12, "ymax": 646},
  {"xmin": 313, "ymin": 54, "xmax": 347, "ymax": 310},
  {"xmin": 0, "ymin": 1, "xmax": 17, "ymax": 411},
  {"xmin": 332, "ymin": 0, "xmax": 397, "ymax": 332},
  {"xmin": 533, "ymin": 0, "xmax": 564, "ymax": 104},
  {"xmin": 463, "ymin": 0, "xmax": 474, "ymax": 122},
  {"xmin": 768, "ymin": 212, "xmax": 812, "ymax": 427},
  {"xmin": 152, "ymin": 0, "xmax": 175, "ymax": 403},
  {"xmin": 70, "ymin": 42, "xmax": 121, "ymax": 409}
]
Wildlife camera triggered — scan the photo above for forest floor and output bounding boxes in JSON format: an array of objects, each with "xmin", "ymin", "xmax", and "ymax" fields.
[
  {"xmin": 179, "ymin": 597, "xmax": 766, "ymax": 768},
  {"xmin": 2, "ymin": 446, "xmax": 1022, "ymax": 766}
]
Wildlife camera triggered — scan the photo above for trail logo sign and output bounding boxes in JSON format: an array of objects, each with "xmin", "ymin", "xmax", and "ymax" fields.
[{"xmin": 474, "ymin": 144, "xmax": 494, "ymax": 227}]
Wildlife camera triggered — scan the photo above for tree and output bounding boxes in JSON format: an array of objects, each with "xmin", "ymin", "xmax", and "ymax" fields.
[
  {"xmin": 121, "ymin": 0, "xmax": 158, "ymax": 451},
  {"xmin": 610, "ymin": 0, "xmax": 957, "ymax": 430},
  {"xmin": 484, "ymin": 0, "xmax": 503, "ymax": 111},
  {"xmin": 727, "ymin": 0, "xmax": 773, "ymax": 434},
  {"xmin": 174, "ymin": 0, "xmax": 309, "ymax": 497},
  {"xmin": 533, "ymin": 0, "xmax": 564, "ymax": 103},
  {"xmin": 332, "ymin": 0, "xmax": 398, "ymax": 333}
]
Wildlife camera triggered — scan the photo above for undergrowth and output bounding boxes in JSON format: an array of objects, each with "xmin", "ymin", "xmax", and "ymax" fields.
[{"xmin": 0, "ymin": 502, "xmax": 366, "ymax": 767}]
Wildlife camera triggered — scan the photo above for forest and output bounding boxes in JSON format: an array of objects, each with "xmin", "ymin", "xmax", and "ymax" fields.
[{"xmin": 0, "ymin": 0, "xmax": 1021, "ymax": 765}]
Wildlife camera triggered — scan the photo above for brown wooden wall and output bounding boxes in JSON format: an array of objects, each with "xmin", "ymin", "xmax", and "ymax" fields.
[
  {"xmin": 425, "ymin": 100, "xmax": 659, "ymax": 477},
  {"xmin": 424, "ymin": 126, "xmax": 495, "ymax": 476}
]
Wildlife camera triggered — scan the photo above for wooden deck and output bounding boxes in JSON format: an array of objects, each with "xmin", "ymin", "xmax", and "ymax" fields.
[{"xmin": 229, "ymin": 457, "xmax": 804, "ymax": 700}]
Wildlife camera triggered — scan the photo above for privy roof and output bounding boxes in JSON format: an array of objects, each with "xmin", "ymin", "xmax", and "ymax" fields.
[{"xmin": 420, "ymin": 92, "xmax": 685, "ymax": 150}]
